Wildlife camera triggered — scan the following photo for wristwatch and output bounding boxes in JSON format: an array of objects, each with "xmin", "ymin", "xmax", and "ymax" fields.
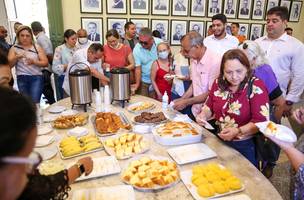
[
  {"xmin": 286, "ymin": 100, "xmax": 294, "ymax": 106},
  {"xmin": 76, "ymin": 162, "xmax": 85, "ymax": 175}
]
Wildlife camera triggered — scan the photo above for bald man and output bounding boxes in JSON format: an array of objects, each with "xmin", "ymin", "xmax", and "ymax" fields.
[
  {"xmin": 76, "ymin": 28, "xmax": 92, "ymax": 50},
  {"xmin": 0, "ymin": 26, "xmax": 10, "ymax": 55}
]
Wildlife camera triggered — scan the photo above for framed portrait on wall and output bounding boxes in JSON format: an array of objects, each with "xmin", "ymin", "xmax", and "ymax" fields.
[
  {"xmin": 80, "ymin": 0, "xmax": 102, "ymax": 13},
  {"xmin": 226, "ymin": 22, "xmax": 232, "ymax": 35},
  {"xmin": 189, "ymin": 21, "xmax": 205, "ymax": 37},
  {"xmin": 152, "ymin": 0, "xmax": 170, "ymax": 15},
  {"xmin": 239, "ymin": 23, "xmax": 250, "ymax": 39},
  {"xmin": 266, "ymin": 0, "xmax": 279, "ymax": 12},
  {"xmin": 289, "ymin": 1, "xmax": 302, "ymax": 22},
  {"xmin": 238, "ymin": 0, "xmax": 253, "ymax": 19},
  {"xmin": 106, "ymin": 0, "xmax": 127, "ymax": 14},
  {"xmin": 223, "ymin": 0, "xmax": 237, "ymax": 18},
  {"xmin": 190, "ymin": 0, "xmax": 206, "ymax": 17},
  {"xmin": 251, "ymin": 0, "xmax": 266, "ymax": 20},
  {"xmin": 81, "ymin": 17, "xmax": 103, "ymax": 43},
  {"xmin": 130, "ymin": 0, "xmax": 149, "ymax": 14},
  {"xmin": 250, "ymin": 24, "xmax": 263, "ymax": 41},
  {"xmin": 206, "ymin": 21, "xmax": 213, "ymax": 36},
  {"xmin": 207, "ymin": 0, "xmax": 223, "ymax": 17},
  {"xmin": 170, "ymin": 20, "xmax": 187, "ymax": 45},
  {"xmin": 151, "ymin": 19, "xmax": 169, "ymax": 41},
  {"xmin": 280, "ymin": 0, "xmax": 291, "ymax": 12},
  {"xmin": 130, "ymin": 18, "xmax": 149, "ymax": 34},
  {"xmin": 107, "ymin": 18, "xmax": 127, "ymax": 38},
  {"xmin": 172, "ymin": 0, "xmax": 189, "ymax": 16}
]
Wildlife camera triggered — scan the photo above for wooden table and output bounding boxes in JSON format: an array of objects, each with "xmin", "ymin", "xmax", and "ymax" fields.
[{"xmin": 40, "ymin": 95, "xmax": 282, "ymax": 200}]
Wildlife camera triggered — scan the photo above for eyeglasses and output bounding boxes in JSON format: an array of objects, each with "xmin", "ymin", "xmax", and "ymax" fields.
[
  {"xmin": 1, "ymin": 152, "xmax": 42, "ymax": 174},
  {"xmin": 139, "ymin": 41, "xmax": 149, "ymax": 46}
]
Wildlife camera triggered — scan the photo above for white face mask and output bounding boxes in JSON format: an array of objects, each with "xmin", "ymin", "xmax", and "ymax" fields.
[
  {"xmin": 158, "ymin": 50, "xmax": 169, "ymax": 59},
  {"xmin": 78, "ymin": 37, "xmax": 88, "ymax": 44}
]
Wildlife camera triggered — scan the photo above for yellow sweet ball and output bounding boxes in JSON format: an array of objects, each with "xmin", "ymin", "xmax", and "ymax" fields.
[
  {"xmin": 218, "ymin": 169, "xmax": 233, "ymax": 180},
  {"xmin": 192, "ymin": 165, "xmax": 204, "ymax": 175},
  {"xmin": 205, "ymin": 172, "xmax": 220, "ymax": 183},
  {"xmin": 197, "ymin": 184, "xmax": 215, "ymax": 198},
  {"xmin": 193, "ymin": 176, "xmax": 209, "ymax": 187},
  {"xmin": 226, "ymin": 177, "xmax": 242, "ymax": 190},
  {"xmin": 212, "ymin": 181, "xmax": 229, "ymax": 194}
]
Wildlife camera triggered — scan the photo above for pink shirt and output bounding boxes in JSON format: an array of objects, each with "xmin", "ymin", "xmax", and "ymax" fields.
[
  {"xmin": 191, "ymin": 48, "xmax": 221, "ymax": 116},
  {"xmin": 104, "ymin": 44, "xmax": 132, "ymax": 69}
]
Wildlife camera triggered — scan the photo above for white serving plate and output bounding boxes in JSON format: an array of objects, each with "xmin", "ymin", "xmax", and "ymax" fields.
[
  {"xmin": 133, "ymin": 124, "xmax": 152, "ymax": 134},
  {"xmin": 48, "ymin": 105, "xmax": 66, "ymax": 114},
  {"xmin": 35, "ymin": 135, "xmax": 55, "ymax": 147},
  {"xmin": 35, "ymin": 146, "xmax": 57, "ymax": 160},
  {"xmin": 127, "ymin": 102, "xmax": 155, "ymax": 114},
  {"xmin": 91, "ymin": 112, "xmax": 132, "ymax": 137},
  {"xmin": 43, "ymin": 114, "xmax": 58, "ymax": 122},
  {"xmin": 152, "ymin": 123, "xmax": 203, "ymax": 146},
  {"xmin": 61, "ymin": 109, "xmax": 78, "ymax": 116},
  {"xmin": 37, "ymin": 124, "xmax": 53, "ymax": 135},
  {"xmin": 72, "ymin": 185, "xmax": 135, "ymax": 200},
  {"xmin": 102, "ymin": 134, "xmax": 150, "ymax": 160},
  {"xmin": 167, "ymin": 143, "xmax": 217, "ymax": 165},
  {"xmin": 180, "ymin": 169, "xmax": 245, "ymax": 200},
  {"xmin": 215, "ymin": 194, "xmax": 251, "ymax": 200},
  {"xmin": 72, "ymin": 156, "xmax": 121, "ymax": 182},
  {"xmin": 255, "ymin": 121, "xmax": 297, "ymax": 143},
  {"xmin": 121, "ymin": 154, "xmax": 180, "ymax": 192},
  {"xmin": 67, "ymin": 127, "xmax": 89, "ymax": 137}
]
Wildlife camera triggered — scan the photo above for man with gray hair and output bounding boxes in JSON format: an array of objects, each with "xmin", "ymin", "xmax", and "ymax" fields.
[
  {"xmin": 132, "ymin": 27, "xmax": 162, "ymax": 97},
  {"xmin": 172, "ymin": 31, "xmax": 221, "ymax": 119}
]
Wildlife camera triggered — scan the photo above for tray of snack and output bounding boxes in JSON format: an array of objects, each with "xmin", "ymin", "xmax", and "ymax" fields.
[
  {"xmin": 132, "ymin": 112, "xmax": 168, "ymax": 125},
  {"xmin": 152, "ymin": 121, "xmax": 203, "ymax": 146},
  {"xmin": 72, "ymin": 185, "xmax": 135, "ymax": 200},
  {"xmin": 127, "ymin": 102, "xmax": 155, "ymax": 113},
  {"xmin": 103, "ymin": 133, "xmax": 150, "ymax": 159},
  {"xmin": 73, "ymin": 156, "xmax": 121, "ymax": 182},
  {"xmin": 255, "ymin": 121, "xmax": 297, "ymax": 143},
  {"xmin": 58, "ymin": 135, "xmax": 104, "ymax": 159},
  {"xmin": 180, "ymin": 163, "xmax": 244, "ymax": 200},
  {"xmin": 52, "ymin": 113, "xmax": 89, "ymax": 129},
  {"xmin": 92, "ymin": 112, "xmax": 132, "ymax": 137},
  {"xmin": 121, "ymin": 155, "xmax": 180, "ymax": 191}
]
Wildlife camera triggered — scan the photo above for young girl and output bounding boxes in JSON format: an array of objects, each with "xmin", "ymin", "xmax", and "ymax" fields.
[{"xmin": 150, "ymin": 42, "xmax": 173, "ymax": 102}]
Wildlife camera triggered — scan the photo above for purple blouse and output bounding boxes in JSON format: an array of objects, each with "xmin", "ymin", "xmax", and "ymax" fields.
[{"xmin": 254, "ymin": 64, "xmax": 282, "ymax": 101}]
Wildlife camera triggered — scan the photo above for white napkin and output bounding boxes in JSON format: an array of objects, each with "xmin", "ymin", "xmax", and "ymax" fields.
[
  {"xmin": 173, "ymin": 114, "xmax": 192, "ymax": 123},
  {"xmin": 68, "ymin": 126, "xmax": 89, "ymax": 137},
  {"xmin": 173, "ymin": 77, "xmax": 185, "ymax": 96},
  {"xmin": 133, "ymin": 125, "xmax": 151, "ymax": 134}
]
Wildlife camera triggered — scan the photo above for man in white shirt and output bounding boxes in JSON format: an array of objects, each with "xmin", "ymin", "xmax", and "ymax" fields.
[
  {"xmin": 76, "ymin": 29, "xmax": 92, "ymax": 50},
  {"xmin": 256, "ymin": 6, "xmax": 304, "ymax": 177},
  {"xmin": 256, "ymin": 6, "xmax": 304, "ymax": 116},
  {"xmin": 203, "ymin": 14, "xmax": 239, "ymax": 56},
  {"xmin": 63, "ymin": 43, "xmax": 109, "ymax": 95}
]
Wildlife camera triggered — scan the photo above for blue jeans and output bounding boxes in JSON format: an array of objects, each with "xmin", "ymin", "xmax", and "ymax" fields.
[
  {"xmin": 225, "ymin": 138, "xmax": 258, "ymax": 167},
  {"xmin": 55, "ymin": 75, "xmax": 65, "ymax": 100},
  {"xmin": 17, "ymin": 75, "xmax": 43, "ymax": 103}
]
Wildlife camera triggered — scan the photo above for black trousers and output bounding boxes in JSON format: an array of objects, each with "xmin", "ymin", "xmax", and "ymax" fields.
[{"xmin": 42, "ymin": 70, "xmax": 55, "ymax": 104}]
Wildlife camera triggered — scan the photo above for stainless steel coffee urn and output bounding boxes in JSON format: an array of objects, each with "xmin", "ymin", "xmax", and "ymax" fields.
[
  {"xmin": 110, "ymin": 68, "xmax": 130, "ymax": 108},
  {"xmin": 69, "ymin": 62, "xmax": 92, "ymax": 112}
]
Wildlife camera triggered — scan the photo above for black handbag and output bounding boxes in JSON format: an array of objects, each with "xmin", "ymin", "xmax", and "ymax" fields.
[{"xmin": 247, "ymin": 78, "xmax": 280, "ymax": 171}]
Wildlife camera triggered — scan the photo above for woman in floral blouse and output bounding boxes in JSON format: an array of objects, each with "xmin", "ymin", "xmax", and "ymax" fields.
[
  {"xmin": 196, "ymin": 49, "xmax": 269, "ymax": 166},
  {"xmin": 52, "ymin": 29, "xmax": 77, "ymax": 100}
]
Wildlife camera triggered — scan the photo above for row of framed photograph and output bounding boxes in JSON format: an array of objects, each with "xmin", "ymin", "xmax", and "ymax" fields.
[
  {"xmin": 80, "ymin": 0, "xmax": 302, "ymax": 22},
  {"xmin": 81, "ymin": 17, "xmax": 265, "ymax": 45}
]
